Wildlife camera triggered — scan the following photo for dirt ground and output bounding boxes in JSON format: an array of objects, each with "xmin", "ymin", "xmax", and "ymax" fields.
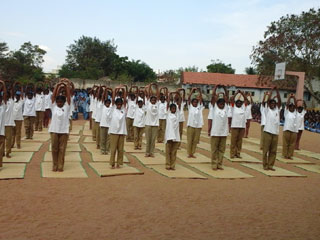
[{"xmin": 0, "ymin": 109, "xmax": 319, "ymax": 240}]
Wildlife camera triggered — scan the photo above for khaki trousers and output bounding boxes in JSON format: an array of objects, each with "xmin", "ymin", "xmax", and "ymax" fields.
[
  {"xmin": 262, "ymin": 131, "xmax": 278, "ymax": 169},
  {"xmin": 109, "ymin": 134, "xmax": 125, "ymax": 166},
  {"xmin": 178, "ymin": 122, "xmax": 184, "ymax": 147},
  {"xmin": 5, "ymin": 126, "xmax": 13, "ymax": 155},
  {"xmin": 35, "ymin": 111, "xmax": 44, "ymax": 131},
  {"xmin": 12, "ymin": 120, "xmax": 23, "ymax": 148},
  {"xmin": 100, "ymin": 127, "xmax": 110, "ymax": 154},
  {"xmin": 134, "ymin": 127, "xmax": 144, "ymax": 149},
  {"xmin": 187, "ymin": 126, "xmax": 201, "ymax": 156},
  {"xmin": 50, "ymin": 133, "xmax": 68, "ymax": 171},
  {"xmin": 145, "ymin": 125, "xmax": 158, "ymax": 155},
  {"xmin": 126, "ymin": 118, "xmax": 134, "ymax": 141},
  {"xmin": 211, "ymin": 136, "xmax": 227, "ymax": 169},
  {"xmin": 92, "ymin": 118, "xmax": 96, "ymax": 140},
  {"xmin": 24, "ymin": 116, "xmax": 35, "ymax": 139},
  {"xmin": 260, "ymin": 125, "xmax": 264, "ymax": 149},
  {"xmin": 295, "ymin": 130, "xmax": 303, "ymax": 150},
  {"xmin": 95, "ymin": 122, "xmax": 100, "ymax": 147},
  {"xmin": 166, "ymin": 140, "xmax": 179, "ymax": 169},
  {"xmin": 230, "ymin": 128, "xmax": 245, "ymax": 158},
  {"xmin": 157, "ymin": 119, "xmax": 166, "ymax": 142},
  {"xmin": 282, "ymin": 130, "xmax": 297, "ymax": 158},
  {"xmin": 0, "ymin": 135, "xmax": 5, "ymax": 167}
]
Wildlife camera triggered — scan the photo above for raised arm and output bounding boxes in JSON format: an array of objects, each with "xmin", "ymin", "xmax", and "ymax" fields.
[
  {"xmin": 212, "ymin": 85, "xmax": 218, "ymax": 106},
  {"xmin": 275, "ymin": 87, "xmax": 281, "ymax": 108}
]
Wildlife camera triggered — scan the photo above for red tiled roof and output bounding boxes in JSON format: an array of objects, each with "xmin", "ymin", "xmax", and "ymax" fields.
[{"xmin": 182, "ymin": 72, "xmax": 275, "ymax": 89}]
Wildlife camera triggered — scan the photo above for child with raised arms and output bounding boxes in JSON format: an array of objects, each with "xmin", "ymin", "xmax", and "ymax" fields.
[
  {"xmin": 99, "ymin": 88, "xmax": 113, "ymax": 155},
  {"xmin": 133, "ymin": 93, "xmax": 146, "ymax": 150}
]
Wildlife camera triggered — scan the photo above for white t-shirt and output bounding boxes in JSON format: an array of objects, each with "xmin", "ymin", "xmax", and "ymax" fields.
[
  {"xmin": 283, "ymin": 108, "xmax": 298, "ymax": 133},
  {"xmin": 35, "ymin": 93, "xmax": 45, "ymax": 111},
  {"xmin": 208, "ymin": 103, "xmax": 214, "ymax": 120},
  {"xmin": 44, "ymin": 93, "xmax": 52, "ymax": 110},
  {"xmin": 231, "ymin": 105, "xmax": 246, "ymax": 128},
  {"xmin": 158, "ymin": 101, "xmax": 167, "ymax": 120},
  {"xmin": 145, "ymin": 100, "xmax": 159, "ymax": 126},
  {"xmin": 133, "ymin": 106, "xmax": 146, "ymax": 128},
  {"xmin": 297, "ymin": 110, "xmax": 306, "ymax": 131},
  {"xmin": 109, "ymin": 106, "xmax": 127, "ymax": 135},
  {"xmin": 187, "ymin": 103, "xmax": 204, "ymax": 128},
  {"xmin": 264, "ymin": 106, "xmax": 280, "ymax": 135},
  {"xmin": 89, "ymin": 95, "xmax": 94, "ymax": 112},
  {"xmin": 23, "ymin": 97, "xmax": 36, "ymax": 117},
  {"xmin": 99, "ymin": 105, "xmax": 112, "ymax": 128},
  {"xmin": 4, "ymin": 98, "xmax": 16, "ymax": 126},
  {"xmin": 49, "ymin": 103, "xmax": 71, "ymax": 134},
  {"xmin": 178, "ymin": 101, "xmax": 186, "ymax": 122},
  {"xmin": 13, "ymin": 98, "xmax": 24, "ymax": 121},
  {"xmin": 227, "ymin": 104, "xmax": 232, "ymax": 118},
  {"xmin": 95, "ymin": 100, "xmax": 103, "ymax": 123},
  {"xmin": 210, "ymin": 105, "xmax": 229, "ymax": 137},
  {"xmin": 260, "ymin": 105, "xmax": 266, "ymax": 126},
  {"xmin": 126, "ymin": 99, "xmax": 136, "ymax": 119},
  {"xmin": 245, "ymin": 104, "xmax": 252, "ymax": 120},
  {"xmin": 165, "ymin": 112, "xmax": 180, "ymax": 143},
  {"xmin": 92, "ymin": 98, "xmax": 97, "ymax": 119},
  {"xmin": 0, "ymin": 103, "xmax": 6, "ymax": 135}
]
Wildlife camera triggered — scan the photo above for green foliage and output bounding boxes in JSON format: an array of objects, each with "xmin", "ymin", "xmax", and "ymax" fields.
[
  {"xmin": 206, "ymin": 59, "xmax": 235, "ymax": 74},
  {"xmin": 245, "ymin": 67, "xmax": 257, "ymax": 75}
]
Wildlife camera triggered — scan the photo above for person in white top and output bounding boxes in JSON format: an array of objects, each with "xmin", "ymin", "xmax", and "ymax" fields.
[
  {"xmin": 12, "ymin": 90, "xmax": 24, "ymax": 149},
  {"xmin": 262, "ymin": 87, "xmax": 281, "ymax": 171},
  {"xmin": 145, "ymin": 85, "xmax": 160, "ymax": 157},
  {"xmin": 49, "ymin": 82, "xmax": 72, "ymax": 172},
  {"xmin": 133, "ymin": 98, "xmax": 146, "ymax": 150},
  {"xmin": 0, "ymin": 81, "xmax": 7, "ymax": 169},
  {"xmin": 23, "ymin": 91, "xmax": 36, "ymax": 139},
  {"xmin": 177, "ymin": 88, "xmax": 186, "ymax": 148},
  {"xmin": 165, "ymin": 102, "xmax": 180, "ymax": 170},
  {"xmin": 109, "ymin": 88, "xmax": 127, "ymax": 168},
  {"xmin": 260, "ymin": 92, "xmax": 269, "ymax": 149},
  {"xmin": 126, "ymin": 92, "xmax": 136, "ymax": 142},
  {"xmin": 34, "ymin": 87, "xmax": 45, "ymax": 131},
  {"xmin": 186, "ymin": 88, "xmax": 204, "ymax": 158},
  {"xmin": 91, "ymin": 90, "xmax": 98, "ymax": 141},
  {"xmin": 295, "ymin": 100, "xmax": 307, "ymax": 150},
  {"xmin": 230, "ymin": 90, "xmax": 247, "ymax": 159},
  {"xmin": 4, "ymin": 90, "xmax": 16, "ymax": 158},
  {"xmin": 43, "ymin": 89, "xmax": 52, "ymax": 128},
  {"xmin": 94, "ymin": 96, "xmax": 103, "ymax": 149},
  {"xmin": 244, "ymin": 93, "xmax": 253, "ymax": 138},
  {"xmin": 282, "ymin": 94, "xmax": 298, "ymax": 159},
  {"xmin": 157, "ymin": 94, "xmax": 167, "ymax": 143},
  {"xmin": 100, "ymin": 93, "xmax": 112, "ymax": 155},
  {"xmin": 208, "ymin": 85, "xmax": 229, "ymax": 170}
]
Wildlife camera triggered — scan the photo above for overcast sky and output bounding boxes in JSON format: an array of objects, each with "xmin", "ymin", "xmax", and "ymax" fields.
[{"xmin": 1, "ymin": 0, "xmax": 319, "ymax": 74}]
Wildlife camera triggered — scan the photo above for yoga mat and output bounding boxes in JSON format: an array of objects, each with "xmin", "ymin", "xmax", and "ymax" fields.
[
  {"xmin": 83, "ymin": 137, "xmax": 96, "ymax": 143},
  {"xmin": 3, "ymin": 152, "xmax": 34, "ymax": 163},
  {"xmin": 295, "ymin": 164, "xmax": 320, "ymax": 174},
  {"xmin": 91, "ymin": 154, "xmax": 129, "ymax": 163},
  {"xmin": 241, "ymin": 163, "xmax": 306, "ymax": 177},
  {"xmin": 41, "ymin": 162, "xmax": 88, "ymax": 178},
  {"xmin": 83, "ymin": 143, "xmax": 100, "ymax": 154},
  {"xmin": 225, "ymin": 152, "xmax": 261, "ymax": 163},
  {"xmin": 189, "ymin": 164, "xmax": 253, "ymax": 179},
  {"xmin": 244, "ymin": 138, "xmax": 261, "ymax": 145},
  {"xmin": 0, "ymin": 163, "xmax": 27, "ymax": 180},
  {"xmin": 88, "ymin": 163, "xmax": 143, "ymax": 177},
  {"xmin": 12, "ymin": 142, "xmax": 42, "ymax": 152},
  {"xmin": 82, "ymin": 129, "xmax": 92, "ymax": 136},
  {"xmin": 296, "ymin": 150, "xmax": 320, "ymax": 160},
  {"xmin": 242, "ymin": 144, "xmax": 262, "ymax": 153},
  {"xmin": 69, "ymin": 128, "xmax": 81, "ymax": 135},
  {"xmin": 131, "ymin": 153, "xmax": 165, "ymax": 165},
  {"xmin": 177, "ymin": 150, "xmax": 211, "ymax": 163},
  {"xmin": 68, "ymin": 135, "xmax": 80, "ymax": 143},
  {"xmin": 276, "ymin": 156, "xmax": 311, "ymax": 164},
  {"xmin": 23, "ymin": 134, "xmax": 50, "ymax": 142},
  {"xmin": 49, "ymin": 143, "xmax": 81, "ymax": 152},
  {"xmin": 148, "ymin": 164, "xmax": 207, "ymax": 179},
  {"xmin": 84, "ymin": 122, "xmax": 90, "ymax": 130},
  {"xmin": 43, "ymin": 152, "xmax": 82, "ymax": 162}
]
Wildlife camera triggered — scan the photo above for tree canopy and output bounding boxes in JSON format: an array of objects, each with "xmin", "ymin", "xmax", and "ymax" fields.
[
  {"xmin": 206, "ymin": 59, "xmax": 235, "ymax": 74},
  {"xmin": 251, "ymin": 8, "xmax": 320, "ymax": 103},
  {"xmin": 245, "ymin": 67, "xmax": 257, "ymax": 75}
]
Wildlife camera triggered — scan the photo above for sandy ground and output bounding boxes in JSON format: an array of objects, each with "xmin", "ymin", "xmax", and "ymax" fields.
[{"xmin": 0, "ymin": 109, "xmax": 319, "ymax": 240}]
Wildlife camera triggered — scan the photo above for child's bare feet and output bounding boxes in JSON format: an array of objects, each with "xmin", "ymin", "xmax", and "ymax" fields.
[
  {"xmin": 150, "ymin": 154, "xmax": 155, "ymax": 158},
  {"xmin": 58, "ymin": 169, "xmax": 63, "ymax": 172},
  {"xmin": 6, "ymin": 153, "xmax": 11, "ymax": 158},
  {"xmin": 110, "ymin": 165, "xmax": 115, "ymax": 169},
  {"xmin": 269, "ymin": 167, "xmax": 276, "ymax": 171},
  {"xmin": 145, "ymin": 154, "xmax": 150, "ymax": 157}
]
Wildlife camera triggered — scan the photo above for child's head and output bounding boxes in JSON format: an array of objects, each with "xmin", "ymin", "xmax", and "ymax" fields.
[
  {"xmin": 130, "ymin": 93, "xmax": 135, "ymax": 101},
  {"xmin": 15, "ymin": 91, "xmax": 21, "ymax": 100},
  {"xmin": 217, "ymin": 98, "xmax": 225, "ymax": 109},
  {"xmin": 235, "ymin": 100, "xmax": 243, "ymax": 108},
  {"xmin": 170, "ymin": 103, "xmax": 176, "ymax": 114},
  {"xmin": 138, "ymin": 100, "xmax": 143, "ymax": 108},
  {"xmin": 56, "ymin": 95, "xmax": 66, "ymax": 108},
  {"xmin": 191, "ymin": 98, "xmax": 198, "ymax": 107},
  {"xmin": 36, "ymin": 88, "xmax": 42, "ymax": 94},
  {"xmin": 288, "ymin": 103, "xmax": 295, "ymax": 112},
  {"xmin": 115, "ymin": 98, "xmax": 123, "ymax": 109},
  {"xmin": 297, "ymin": 106, "xmax": 303, "ymax": 113},
  {"xmin": 150, "ymin": 96, "xmax": 157, "ymax": 104},
  {"xmin": 269, "ymin": 99, "xmax": 276, "ymax": 109},
  {"xmin": 160, "ymin": 95, "xmax": 165, "ymax": 103},
  {"xmin": 44, "ymin": 89, "xmax": 49, "ymax": 95},
  {"xmin": 105, "ymin": 99, "xmax": 111, "ymax": 107},
  {"xmin": 27, "ymin": 92, "xmax": 33, "ymax": 99}
]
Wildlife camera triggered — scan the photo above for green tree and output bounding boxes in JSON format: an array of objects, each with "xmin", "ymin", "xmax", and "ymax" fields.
[
  {"xmin": 245, "ymin": 66, "xmax": 257, "ymax": 75},
  {"xmin": 251, "ymin": 8, "xmax": 320, "ymax": 103},
  {"xmin": 206, "ymin": 59, "xmax": 235, "ymax": 74}
]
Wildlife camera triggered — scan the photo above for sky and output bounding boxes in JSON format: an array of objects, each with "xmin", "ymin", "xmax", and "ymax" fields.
[{"xmin": 0, "ymin": 0, "xmax": 319, "ymax": 74}]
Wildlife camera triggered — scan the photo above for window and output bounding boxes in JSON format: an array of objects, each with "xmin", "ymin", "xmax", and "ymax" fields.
[
  {"xmin": 251, "ymin": 92, "xmax": 255, "ymax": 96},
  {"xmin": 284, "ymin": 93, "xmax": 288, "ymax": 98},
  {"xmin": 207, "ymin": 89, "xmax": 210, "ymax": 94}
]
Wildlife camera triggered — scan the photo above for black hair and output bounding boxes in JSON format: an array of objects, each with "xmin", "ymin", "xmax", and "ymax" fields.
[
  {"xmin": 191, "ymin": 98, "xmax": 198, "ymax": 103},
  {"xmin": 115, "ymin": 98, "xmax": 123, "ymax": 105},
  {"xmin": 269, "ymin": 99, "xmax": 276, "ymax": 104},
  {"xmin": 56, "ymin": 95, "xmax": 66, "ymax": 103},
  {"xmin": 138, "ymin": 100, "xmax": 143, "ymax": 104},
  {"xmin": 217, "ymin": 98, "xmax": 225, "ymax": 105},
  {"xmin": 150, "ymin": 96, "xmax": 157, "ymax": 101},
  {"xmin": 105, "ymin": 98, "xmax": 111, "ymax": 104},
  {"xmin": 235, "ymin": 100, "xmax": 243, "ymax": 105},
  {"xmin": 169, "ymin": 103, "xmax": 176, "ymax": 110}
]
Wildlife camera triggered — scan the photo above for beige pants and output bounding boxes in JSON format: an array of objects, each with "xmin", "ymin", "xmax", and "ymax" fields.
[
  {"xmin": 157, "ymin": 119, "xmax": 166, "ymax": 142},
  {"xmin": 100, "ymin": 127, "xmax": 110, "ymax": 154},
  {"xmin": 50, "ymin": 133, "xmax": 68, "ymax": 171},
  {"xmin": 134, "ymin": 127, "xmax": 144, "ymax": 149},
  {"xmin": 262, "ymin": 131, "xmax": 278, "ymax": 169},
  {"xmin": 166, "ymin": 140, "xmax": 179, "ymax": 169},
  {"xmin": 24, "ymin": 116, "xmax": 35, "ymax": 139},
  {"xmin": 35, "ymin": 111, "xmax": 44, "ymax": 131},
  {"xmin": 0, "ymin": 135, "xmax": 5, "ymax": 167},
  {"xmin": 211, "ymin": 136, "xmax": 227, "ymax": 169},
  {"xmin": 178, "ymin": 122, "xmax": 184, "ymax": 148},
  {"xmin": 109, "ymin": 134, "xmax": 125, "ymax": 166},
  {"xmin": 92, "ymin": 118, "xmax": 96, "ymax": 140},
  {"xmin": 5, "ymin": 126, "xmax": 13, "ymax": 155},
  {"xmin": 12, "ymin": 120, "xmax": 23, "ymax": 148},
  {"xmin": 145, "ymin": 125, "xmax": 158, "ymax": 155},
  {"xmin": 187, "ymin": 126, "xmax": 201, "ymax": 156},
  {"xmin": 95, "ymin": 122, "xmax": 100, "ymax": 147},
  {"xmin": 230, "ymin": 128, "xmax": 245, "ymax": 158},
  {"xmin": 282, "ymin": 130, "xmax": 297, "ymax": 158},
  {"xmin": 260, "ymin": 125, "xmax": 264, "ymax": 149},
  {"xmin": 126, "ymin": 118, "xmax": 134, "ymax": 141}
]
